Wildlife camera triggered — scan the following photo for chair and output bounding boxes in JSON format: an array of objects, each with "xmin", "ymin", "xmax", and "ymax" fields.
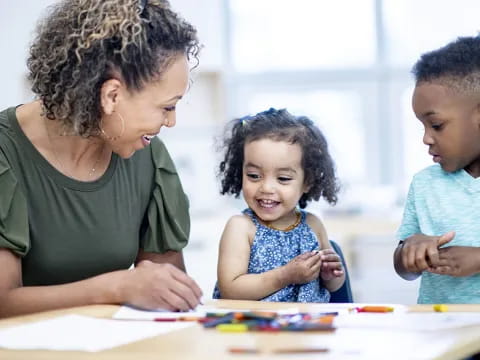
[{"xmin": 328, "ymin": 240, "xmax": 354, "ymax": 303}]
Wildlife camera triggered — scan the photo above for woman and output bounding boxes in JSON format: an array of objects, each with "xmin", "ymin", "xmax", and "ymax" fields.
[{"xmin": 0, "ymin": 0, "xmax": 202, "ymax": 318}]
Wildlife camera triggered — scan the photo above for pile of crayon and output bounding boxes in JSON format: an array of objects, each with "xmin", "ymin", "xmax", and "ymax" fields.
[{"xmin": 199, "ymin": 311, "xmax": 337, "ymax": 333}]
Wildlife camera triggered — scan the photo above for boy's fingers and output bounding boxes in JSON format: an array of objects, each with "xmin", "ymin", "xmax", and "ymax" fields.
[
  {"xmin": 437, "ymin": 231, "xmax": 455, "ymax": 246},
  {"xmin": 427, "ymin": 266, "xmax": 451, "ymax": 275},
  {"xmin": 413, "ymin": 245, "xmax": 429, "ymax": 271},
  {"xmin": 404, "ymin": 249, "xmax": 419, "ymax": 272},
  {"xmin": 426, "ymin": 246, "xmax": 440, "ymax": 267}
]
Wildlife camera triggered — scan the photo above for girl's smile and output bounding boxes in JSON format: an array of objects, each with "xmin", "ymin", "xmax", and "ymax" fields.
[{"xmin": 242, "ymin": 138, "xmax": 308, "ymax": 228}]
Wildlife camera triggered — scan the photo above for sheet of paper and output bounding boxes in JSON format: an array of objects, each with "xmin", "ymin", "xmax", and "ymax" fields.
[
  {"xmin": 334, "ymin": 312, "xmax": 480, "ymax": 331},
  {"xmin": 113, "ymin": 304, "xmax": 300, "ymax": 320},
  {"xmin": 0, "ymin": 314, "xmax": 194, "ymax": 352},
  {"xmin": 113, "ymin": 305, "xmax": 208, "ymax": 320}
]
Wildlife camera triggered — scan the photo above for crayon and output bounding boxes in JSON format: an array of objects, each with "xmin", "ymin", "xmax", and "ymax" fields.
[
  {"xmin": 433, "ymin": 304, "xmax": 448, "ymax": 312},
  {"xmin": 314, "ymin": 311, "xmax": 339, "ymax": 316},
  {"xmin": 274, "ymin": 347, "xmax": 329, "ymax": 354},
  {"xmin": 216, "ymin": 323, "xmax": 249, "ymax": 332},
  {"xmin": 313, "ymin": 315, "xmax": 336, "ymax": 324},
  {"xmin": 198, "ymin": 316, "xmax": 222, "ymax": 324},
  {"xmin": 355, "ymin": 306, "xmax": 394, "ymax": 313},
  {"xmin": 241, "ymin": 311, "xmax": 277, "ymax": 320},
  {"xmin": 154, "ymin": 316, "xmax": 204, "ymax": 322},
  {"xmin": 206, "ymin": 312, "xmax": 232, "ymax": 317},
  {"xmin": 228, "ymin": 346, "xmax": 329, "ymax": 354},
  {"xmin": 203, "ymin": 313, "xmax": 235, "ymax": 328},
  {"xmin": 229, "ymin": 347, "xmax": 258, "ymax": 354},
  {"xmin": 286, "ymin": 322, "xmax": 335, "ymax": 331},
  {"xmin": 178, "ymin": 316, "xmax": 204, "ymax": 321},
  {"xmin": 256, "ymin": 324, "xmax": 281, "ymax": 332}
]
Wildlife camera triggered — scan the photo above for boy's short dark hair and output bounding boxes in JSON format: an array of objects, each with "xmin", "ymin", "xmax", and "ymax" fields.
[
  {"xmin": 412, "ymin": 35, "xmax": 480, "ymax": 93},
  {"xmin": 217, "ymin": 108, "xmax": 340, "ymax": 209}
]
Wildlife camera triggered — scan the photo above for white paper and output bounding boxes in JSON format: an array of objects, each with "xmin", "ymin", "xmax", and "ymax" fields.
[
  {"xmin": 113, "ymin": 304, "xmax": 300, "ymax": 320},
  {"xmin": 334, "ymin": 312, "xmax": 480, "ymax": 331},
  {"xmin": 113, "ymin": 305, "xmax": 207, "ymax": 320},
  {"xmin": 0, "ymin": 314, "xmax": 194, "ymax": 352}
]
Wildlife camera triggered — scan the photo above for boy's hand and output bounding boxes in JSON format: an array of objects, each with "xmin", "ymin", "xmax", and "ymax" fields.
[
  {"xmin": 401, "ymin": 231, "xmax": 455, "ymax": 273},
  {"xmin": 283, "ymin": 251, "xmax": 321, "ymax": 284},
  {"xmin": 319, "ymin": 249, "xmax": 344, "ymax": 281},
  {"xmin": 427, "ymin": 246, "xmax": 480, "ymax": 277}
]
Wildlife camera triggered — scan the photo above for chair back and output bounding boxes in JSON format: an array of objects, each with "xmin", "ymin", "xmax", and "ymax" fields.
[{"xmin": 329, "ymin": 240, "xmax": 354, "ymax": 303}]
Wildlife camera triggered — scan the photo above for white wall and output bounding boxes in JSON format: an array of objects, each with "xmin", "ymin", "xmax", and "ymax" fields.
[
  {"xmin": 0, "ymin": 0, "xmax": 58, "ymax": 107},
  {"xmin": 0, "ymin": 1, "xmax": 421, "ymax": 303},
  {"xmin": 0, "ymin": 0, "xmax": 226, "ymax": 107}
]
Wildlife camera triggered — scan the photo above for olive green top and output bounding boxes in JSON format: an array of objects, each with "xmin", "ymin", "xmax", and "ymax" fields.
[{"xmin": 0, "ymin": 106, "xmax": 190, "ymax": 286}]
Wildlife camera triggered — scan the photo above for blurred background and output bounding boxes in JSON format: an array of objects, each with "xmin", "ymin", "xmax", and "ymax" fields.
[{"xmin": 2, "ymin": 0, "xmax": 480, "ymax": 304}]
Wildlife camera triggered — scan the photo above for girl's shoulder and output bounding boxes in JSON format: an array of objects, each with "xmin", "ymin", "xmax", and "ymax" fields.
[
  {"xmin": 224, "ymin": 212, "xmax": 257, "ymax": 233},
  {"xmin": 227, "ymin": 212, "xmax": 254, "ymax": 224},
  {"xmin": 303, "ymin": 210, "xmax": 330, "ymax": 248},
  {"xmin": 303, "ymin": 210, "xmax": 324, "ymax": 228},
  {"xmin": 222, "ymin": 212, "xmax": 257, "ymax": 246}
]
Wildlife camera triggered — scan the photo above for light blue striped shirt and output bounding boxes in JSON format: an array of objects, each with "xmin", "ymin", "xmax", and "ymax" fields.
[{"xmin": 397, "ymin": 164, "xmax": 480, "ymax": 304}]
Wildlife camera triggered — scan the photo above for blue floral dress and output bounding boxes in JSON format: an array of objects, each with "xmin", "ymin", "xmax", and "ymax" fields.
[{"xmin": 212, "ymin": 208, "xmax": 330, "ymax": 302}]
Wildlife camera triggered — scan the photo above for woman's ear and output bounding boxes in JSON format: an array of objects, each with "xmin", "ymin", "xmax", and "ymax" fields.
[{"xmin": 100, "ymin": 79, "xmax": 122, "ymax": 115}]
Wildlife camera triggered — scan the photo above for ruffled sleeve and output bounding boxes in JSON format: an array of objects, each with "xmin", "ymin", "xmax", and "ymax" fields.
[
  {"xmin": 140, "ymin": 138, "xmax": 190, "ymax": 253},
  {"xmin": 0, "ymin": 150, "xmax": 29, "ymax": 256}
]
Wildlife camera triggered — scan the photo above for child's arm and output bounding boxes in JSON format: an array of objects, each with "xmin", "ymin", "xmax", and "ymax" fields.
[
  {"xmin": 217, "ymin": 215, "xmax": 321, "ymax": 300},
  {"xmin": 426, "ymin": 245, "xmax": 480, "ymax": 277},
  {"xmin": 306, "ymin": 213, "xmax": 345, "ymax": 292},
  {"xmin": 394, "ymin": 232, "xmax": 455, "ymax": 280}
]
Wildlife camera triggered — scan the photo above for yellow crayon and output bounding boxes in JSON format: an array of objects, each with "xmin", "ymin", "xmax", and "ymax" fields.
[
  {"xmin": 433, "ymin": 304, "xmax": 449, "ymax": 312},
  {"xmin": 216, "ymin": 323, "xmax": 249, "ymax": 332}
]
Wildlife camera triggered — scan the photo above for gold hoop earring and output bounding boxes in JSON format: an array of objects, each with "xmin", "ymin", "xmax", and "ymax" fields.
[{"xmin": 100, "ymin": 111, "xmax": 125, "ymax": 141}]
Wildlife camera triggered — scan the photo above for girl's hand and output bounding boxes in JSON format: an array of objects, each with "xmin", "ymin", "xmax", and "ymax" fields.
[
  {"xmin": 120, "ymin": 260, "xmax": 203, "ymax": 311},
  {"xmin": 283, "ymin": 251, "xmax": 321, "ymax": 285},
  {"xmin": 427, "ymin": 246, "xmax": 480, "ymax": 277},
  {"xmin": 401, "ymin": 231, "xmax": 455, "ymax": 273},
  {"xmin": 319, "ymin": 249, "xmax": 344, "ymax": 281}
]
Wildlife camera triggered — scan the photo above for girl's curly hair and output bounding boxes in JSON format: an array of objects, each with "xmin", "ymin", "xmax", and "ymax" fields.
[
  {"xmin": 27, "ymin": 0, "xmax": 200, "ymax": 136},
  {"xmin": 218, "ymin": 108, "xmax": 340, "ymax": 209}
]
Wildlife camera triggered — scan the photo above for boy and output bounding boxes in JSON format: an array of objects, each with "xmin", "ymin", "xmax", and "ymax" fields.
[{"xmin": 394, "ymin": 36, "xmax": 480, "ymax": 303}]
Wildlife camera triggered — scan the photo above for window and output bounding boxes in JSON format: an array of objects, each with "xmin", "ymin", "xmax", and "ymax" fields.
[
  {"xmin": 226, "ymin": 0, "xmax": 480, "ymax": 211},
  {"xmin": 383, "ymin": 0, "xmax": 480, "ymax": 67},
  {"xmin": 229, "ymin": 0, "xmax": 376, "ymax": 72}
]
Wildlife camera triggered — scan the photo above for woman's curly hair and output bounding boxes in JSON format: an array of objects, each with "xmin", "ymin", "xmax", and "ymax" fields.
[
  {"xmin": 27, "ymin": 0, "xmax": 200, "ymax": 136},
  {"xmin": 217, "ymin": 108, "xmax": 340, "ymax": 209}
]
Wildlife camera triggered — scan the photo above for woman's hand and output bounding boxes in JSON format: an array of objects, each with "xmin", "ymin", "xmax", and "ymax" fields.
[
  {"xmin": 120, "ymin": 260, "xmax": 202, "ymax": 311},
  {"xmin": 282, "ymin": 251, "xmax": 321, "ymax": 285}
]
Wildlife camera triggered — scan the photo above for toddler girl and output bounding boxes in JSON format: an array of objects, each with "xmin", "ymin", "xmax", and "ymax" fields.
[{"xmin": 213, "ymin": 108, "xmax": 345, "ymax": 302}]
